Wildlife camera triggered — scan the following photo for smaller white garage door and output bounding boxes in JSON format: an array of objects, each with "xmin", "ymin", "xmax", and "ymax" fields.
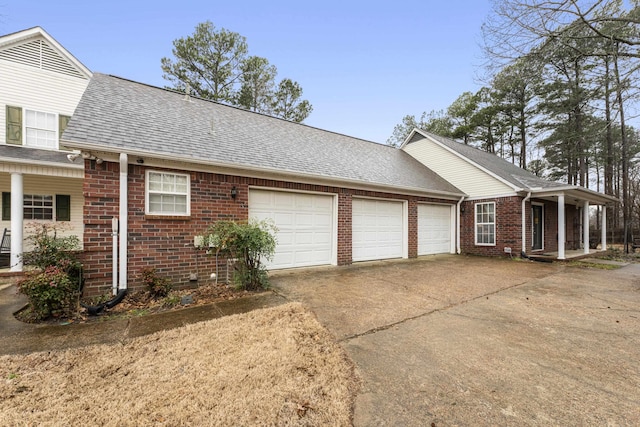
[
  {"xmin": 352, "ymin": 198, "xmax": 405, "ymax": 262},
  {"xmin": 249, "ymin": 189, "xmax": 334, "ymax": 269},
  {"xmin": 418, "ymin": 204, "xmax": 453, "ymax": 255}
]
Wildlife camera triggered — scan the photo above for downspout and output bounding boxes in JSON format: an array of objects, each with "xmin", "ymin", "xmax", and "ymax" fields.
[
  {"xmin": 119, "ymin": 153, "xmax": 128, "ymax": 290},
  {"xmin": 112, "ymin": 217, "xmax": 118, "ymax": 296},
  {"xmin": 81, "ymin": 158, "xmax": 128, "ymax": 315},
  {"xmin": 456, "ymin": 196, "xmax": 464, "ymax": 254},
  {"xmin": 521, "ymin": 192, "xmax": 532, "ymax": 257}
]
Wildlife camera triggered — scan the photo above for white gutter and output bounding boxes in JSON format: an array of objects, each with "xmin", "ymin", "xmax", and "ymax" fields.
[
  {"xmin": 119, "ymin": 153, "xmax": 128, "ymax": 290},
  {"xmin": 60, "ymin": 141, "xmax": 467, "ymax": 200},
  {"xmin": 456, "ymin": 196, "xmax": 465, "ymax": 254},
  {"xmin": 521, "ymin": 192, "xmax": 532, "ymax": 255}
]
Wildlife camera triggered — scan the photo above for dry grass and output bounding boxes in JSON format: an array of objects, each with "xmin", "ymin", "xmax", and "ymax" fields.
[{"xmin": 0, "ymin": 303, "xmax": 358, "ymax": 426}]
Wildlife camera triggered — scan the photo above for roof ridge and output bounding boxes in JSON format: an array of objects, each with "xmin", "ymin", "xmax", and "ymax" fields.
[{"xmin": 101, "ymin": 73, "xmax": 390, "ymax": 148}]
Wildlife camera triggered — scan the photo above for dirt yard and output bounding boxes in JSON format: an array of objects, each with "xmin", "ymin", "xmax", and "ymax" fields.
[{"xmin": 0, "ymin": 303, "xmax": 358, "ymax": 426}]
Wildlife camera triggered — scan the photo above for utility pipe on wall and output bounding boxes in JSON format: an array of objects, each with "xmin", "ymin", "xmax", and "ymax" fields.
[
  {"xmin": 456, "ymin": 196, "xmax": 464, "ymax": 254},
  {"xmin": 521, "ymin": 192, "xmax": 532, "ymax": 256},
  {"xmin": 119, "ymin": 153, "xmax": 128, "ymax": 290},
  {"xmin": 112, "ymin": 217, "xmax": 119, "ymax": 296}
]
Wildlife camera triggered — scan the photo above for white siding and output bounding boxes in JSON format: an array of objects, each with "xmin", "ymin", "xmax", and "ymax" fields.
[
  {"xmin": 0, "ymin": 174, "xmax": 84, "ymax": 249},
  {"xmin": 0, "ymin": 50, "xmax": 89, "ymax": 146},
  {"xmin": 403, "ymin": 138, "xmax": 514, "ymax": 198},
  {"xmin": 0, "ymin": 33, "xmax": 89, "ymax": 255}
]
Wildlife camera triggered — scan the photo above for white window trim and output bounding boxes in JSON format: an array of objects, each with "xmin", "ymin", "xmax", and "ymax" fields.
[
  {"xmin": 145, "ymin": 170, "xmax": 191, "ymax": 216},
  {"xmin": 23, "ymin": 108, "xmax": 59, "ymax": 150},
  {"xmin": 475, "ymin": 201, "xmax": 496, "ymax": 246}
]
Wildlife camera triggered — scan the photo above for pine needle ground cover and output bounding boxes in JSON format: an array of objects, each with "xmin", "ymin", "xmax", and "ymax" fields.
[{"xmin": 1, "ymin": 303, "xmax": 358, "ymax": 426}]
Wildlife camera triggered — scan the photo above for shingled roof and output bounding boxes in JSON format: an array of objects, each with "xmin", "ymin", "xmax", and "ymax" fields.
[
  {"xmin": 407, "ymin": 129, "xmax": 618, "ymax": 204},
  {"xmin": 411, "ymin": 130, "xmax": 569, "ymax": 191},
  {"xmin": 62, "ymin": 73, "xmax": 463, "ymax": 197}
]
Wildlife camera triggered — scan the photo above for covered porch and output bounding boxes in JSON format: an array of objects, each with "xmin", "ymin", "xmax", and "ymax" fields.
[
  {"xmin": 0, "ymin": 146, "xmax": 85, "ymax": 271},
  {"xmin": 525, "ymin": 186, "xmax": 618, "ymax": 260}
]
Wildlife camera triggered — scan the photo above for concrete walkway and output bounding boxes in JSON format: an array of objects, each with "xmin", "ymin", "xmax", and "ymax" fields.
[
  {"xmin": 0, "ymin": 283, "xmax": 284, "ymax": 355},
  {"xmin": 271, "ymin": 255, "xmax": 640, "ymax": 426}
]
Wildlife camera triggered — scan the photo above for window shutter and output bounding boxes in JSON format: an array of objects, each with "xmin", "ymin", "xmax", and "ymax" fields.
[
  {"xmin": 2, "ymin": 192, "xmax": 10, "ymax": 221},
  {"xmin": 59, "ymin": 114, "xmax": 71, "ymax": 141},
  {"xmin": 55, "ymin": 195, "xmax": 71, "ymax": 221},
  {"xmin": 6, "ymin": 106, "xmax": 22, "ymax": 145}
]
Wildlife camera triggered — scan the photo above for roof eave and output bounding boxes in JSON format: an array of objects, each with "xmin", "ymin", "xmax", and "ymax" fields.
[
  {"xmin": 525, "ymin": 186, "xmax": 619, "ymax": 205},
  {"xmin": 61, "ymin": 138, "xmax": 466, "ymax": 200},
  {"xmin": 0, "ymin": 155, "xmax": 85, "ymax": 170}
]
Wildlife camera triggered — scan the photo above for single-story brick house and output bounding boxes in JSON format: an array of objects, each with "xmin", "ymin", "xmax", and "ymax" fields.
[
  {"xmin": 401, "ymin": 130, "xmax": 618, "ymax": 258},
  {"xmin": 61, "ymin": 74, "xmax": 469, "ymax": 295},
  {"xmin": 1, "ymin": 28, "xmax": 618, "ymax": 298}
]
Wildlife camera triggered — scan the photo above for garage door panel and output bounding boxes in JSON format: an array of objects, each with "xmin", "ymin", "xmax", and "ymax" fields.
[
  {"xmin": 418, "ymin": 204, "xmax": 452, "ymax": 255},
  {"xmin": 352, "ymin": 198, "xmax": 404, "ymax": 262},
  {"xmin": 249, "ymin": 189, "xmax": 334, "ymax": 269}
]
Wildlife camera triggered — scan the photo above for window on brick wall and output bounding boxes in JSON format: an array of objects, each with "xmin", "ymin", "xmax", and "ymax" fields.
[
  {"xmin": 145, "ymin": 170, "xmax": 190, "ymax": 215},
  {"xmin": 475, "ymin": 202, "xmax": 495, "ymax": 245}
]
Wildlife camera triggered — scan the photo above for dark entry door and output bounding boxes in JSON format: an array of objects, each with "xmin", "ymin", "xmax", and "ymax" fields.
[{"xmin": 532, "ymin": 205, "xmax": 543, "ymax": 250}]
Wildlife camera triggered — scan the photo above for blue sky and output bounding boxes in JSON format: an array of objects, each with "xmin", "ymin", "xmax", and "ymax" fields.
[{"xmin": 1, "ymin": 1, "xmax": 492, "ymax": 144}]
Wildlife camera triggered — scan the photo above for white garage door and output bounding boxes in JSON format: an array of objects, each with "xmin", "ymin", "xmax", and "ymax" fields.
[
  {"xmin": 352, "ymin": 198, "xmax": 404, "ymax": 262},
  {"xmin": 418, "ymin": 204, "xmax": 453, "ymax": 255},
  {"xmin": 248, "ymin": 189, "xmax": 334, "ymax": 269}
]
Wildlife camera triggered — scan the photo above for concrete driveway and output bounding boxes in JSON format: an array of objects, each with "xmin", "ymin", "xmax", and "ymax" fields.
[{"xmin": 271, "ymin": 255, "xmax": 640, "ymax": 426}]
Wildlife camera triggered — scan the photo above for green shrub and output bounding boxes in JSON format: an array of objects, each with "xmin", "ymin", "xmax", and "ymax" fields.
[
  {"xmin": 17, "ymin": 266, "xmax": 79, "ymax": 320},
  {"xmin": 17, "ymin": 223, "xmax": 82, "ymax": 321},
  {"xmin": 21, "ymin": 223, "xmax": 81, "ymax": 272},
  {"xmin": 139, "ymin": 267, "xmax": 172, "ymax": 298},
  {"xmin": 207, "ymin": 219, "xmax": 277, "ymax": 290}
]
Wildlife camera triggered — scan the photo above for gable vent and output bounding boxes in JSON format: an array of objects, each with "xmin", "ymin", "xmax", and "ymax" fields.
[{"xmin": 0, "ymin": 38, "xmax": 86, "ymax": 79}]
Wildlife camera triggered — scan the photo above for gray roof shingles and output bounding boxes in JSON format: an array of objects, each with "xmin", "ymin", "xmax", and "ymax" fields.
[
  {"xmin": 62, "ymin": 73, "xmax": 463, "ymax": 196},
  {"xmin": 0, "ymin": 144, "xmax": 77, "ymax": 165}
]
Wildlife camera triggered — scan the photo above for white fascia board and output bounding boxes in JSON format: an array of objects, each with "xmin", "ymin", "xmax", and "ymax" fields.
[
  {"xmin": 530, "ymin": 187, "xmax": 619, "ymax": 205},
  {"xmin": 0, "ymin": 26, "xmax": 92, "ymax": 78},
  {"xmin": 62, "ymin": 139, "xmax": 467, "ymax": 200},
  {"xmin": 0, "ymin": 156, "xmax": 84, "ymax": 170}
]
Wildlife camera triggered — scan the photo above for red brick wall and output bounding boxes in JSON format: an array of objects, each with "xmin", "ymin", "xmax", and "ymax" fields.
[
  {"xmin": 460, "ymin": 196, "xmax": 524, "ymax": 257},
  {"xmin": 81, "ymin": 161, "xmax": 456, "ymax": 296},
  {"xmin": 337, "ymin": 192, "xmax": 352, "ymax": 265},
  {"xmin": 458, "ymin": 196, "xmax": 581, "ymax": 258}
]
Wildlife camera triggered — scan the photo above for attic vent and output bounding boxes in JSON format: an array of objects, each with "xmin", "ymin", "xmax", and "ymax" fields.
[
  {"xmin": 408, "ymin": 132, "xmax": 426, "ymax": 144},
  {"xmin": 0, "ymin": 38, "xmax": 86, "ymax": 79}
]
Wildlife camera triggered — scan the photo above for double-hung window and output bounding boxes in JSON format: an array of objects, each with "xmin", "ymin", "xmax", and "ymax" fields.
[
  {"xmin": 5, "ymin": 106, "xmax": 70, "ymax": 149},
  {"xmin": 146, "ymin": 171, "xmax": 190, "ymax": 216},
  {"xmin": 25, "ymin": 109, "xmax": 58, "ymax": 149},
  {"xmin": 475, "ymin": 202, "xmax": 495, "ymax": 245}
]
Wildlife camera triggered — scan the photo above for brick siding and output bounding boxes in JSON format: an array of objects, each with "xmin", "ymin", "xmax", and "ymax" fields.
[
  {"xmin": 81, "ymin": 161, "xmax": 456, "ymax": 296},
  {"xmin": 460, "ymin": 196, "xmax": 580, "ymax": 258}
]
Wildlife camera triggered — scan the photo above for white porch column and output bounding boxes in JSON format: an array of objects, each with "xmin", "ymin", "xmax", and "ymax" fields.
[
  {"xmin": 583, "ymin": 200, "xmax": 590, "ymax": 255},
  {"xmin": 601, "ymin": 206, "xmax": 607, "ymax": 251},
  {"xmin": 557, "ymin": 194, "xmax": 566, "ymax": 260},
  {"xmin": 10, "ymin": 173, "xmax": 23, "ymax": 272}
]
